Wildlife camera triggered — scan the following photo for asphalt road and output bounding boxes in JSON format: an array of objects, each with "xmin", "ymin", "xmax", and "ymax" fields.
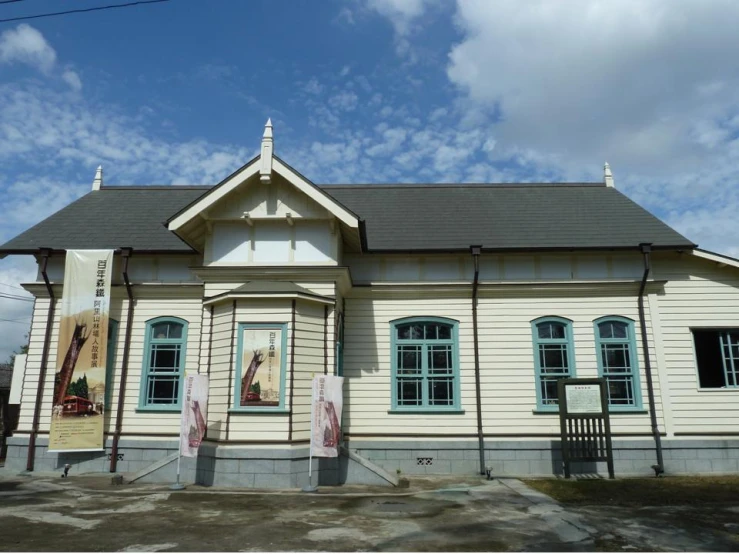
[{"xmin": 0, "ymin": 474, "xmax": 737, "ymax": 551}]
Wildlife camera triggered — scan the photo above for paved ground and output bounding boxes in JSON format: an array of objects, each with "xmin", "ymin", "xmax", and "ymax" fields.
[{"xmin": 0, "ymin": 472, "xmax": 738, "ymax": 551}]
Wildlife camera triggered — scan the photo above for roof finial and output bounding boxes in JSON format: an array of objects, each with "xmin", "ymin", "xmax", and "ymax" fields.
[
  {"xmin": 92, "ymin": 165, "xmax": 103, "ymax": 191},
  {"xmin": 604, "ymin": 162, "xmax": 614, "ymax": 188},
  {"xmin": 260, "ymin": 118, "xmax": 273, "ymax": 184}
]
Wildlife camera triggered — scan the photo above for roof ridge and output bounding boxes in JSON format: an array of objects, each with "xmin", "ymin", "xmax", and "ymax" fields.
[
  {"xmin": 99, "ymin": 185, "xmax": 213, "ymax": 190},
  {"xmin": 318, "ymin": 182, "xmax": 606, "ymax": 189}
]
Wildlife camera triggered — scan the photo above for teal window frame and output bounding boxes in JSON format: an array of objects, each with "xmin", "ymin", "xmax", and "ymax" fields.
[
  {"xmin": 594, "ymin": 316, "xmax": 643, "ymax": 411},
  {"xmin": 531, "ymin": 316, "xmax": 576, "ymax": 411},
  {"xmin": 390, "ymin": 316, "xmax": 461, "ymax": 412},
  {"xmin": 232, "ymin": 323, "xmax": 289, "ymax": 413},
  {"xmin": 719, "ymin": 331, "xmax": 739, "ymax": 387},
  {"xmin": 138, "ymin": 316, "xmax": 188, "ymax": 412},
  {"xmin": 105, "ymin": 319, "xmax": 119, "ymax": 411}
]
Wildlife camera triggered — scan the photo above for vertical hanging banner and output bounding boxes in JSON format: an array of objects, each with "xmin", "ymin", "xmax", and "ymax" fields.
[
  {"xmin": 180, "ymin": 374, "xmax": 209, "ymax": 457},
  {"xmin": 310, "ymin": 375, "xmax": 344, "ymax": 457},
  {"xmin": 49, "ymin": 250, "xmax": 113, "ymax": 452}
]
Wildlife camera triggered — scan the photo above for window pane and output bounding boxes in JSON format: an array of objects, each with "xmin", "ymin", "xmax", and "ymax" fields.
[
  {"xmin": 540, "ymin": 345, "xmax": 568, "ymax": 372},
  {"xmin": 397, "ymin": 324, "xmax": 410, "ymax": 340},
  {"xmin": 538, "ymin": 322, "xmax": 566, "ymax": 340},
  {"xmin": 409, "ymin": 324, "xmax": 423, "ymax": 340},
  {"xmin": 540, "ymin": 378, "xmax": 560, "ymax": 406},
  {"xmin": 428, "ymin": 345, "xmax": 452, "ymax": 374},
  {"xmin": 437, "ymin": 325, "xmax": 452, "ymax": 340},
  {"xmin": 601, "ymin": 344, "xmax": 630, "ymax": 373},
  {"xmin": 598, "ymin": 322, "xmax": 613, "ymax": 339},
  {"xmin": 147, "ymin": 376, "xmax": 179, "ymax": 404},
  {"xmin": 424, "ymin": 324, "xmax": 438, "ymax": 340},
  {"xmin": 606, "ymin": 376, "xmax": 635, "ymax": 405},
  {"xmin": 397, "ymin": 345, "xmax": 421, "ymax": 374},
  {"xmin": 397, "ymin": 379, "xmax": 422, "ymax": 406},
  {"xmin": 428, "ymin": 379, "xmax": 453, "ymax": 405},
  {"xmin": 151, "ymin": 322, "xmax": 183, "ymax": 340},
  {"xmin": 150, "ymin": 344, "xmax": 181, "ymax": 372}
]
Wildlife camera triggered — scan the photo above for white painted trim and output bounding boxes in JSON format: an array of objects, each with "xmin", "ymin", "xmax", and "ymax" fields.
[
  {"xmin": 691, "ymin": 249, "xmax": 739, "ymax": 270},
  {"xmin": 272, "ymin": 158, "xmax": 359, "ymax": 228},
  {"xmin": 203, "ymin": 292, "xmax": 335, "ymax": 306},
  {"xmin": 169, "ymin": 160, "xmax": 261, "ymax": 231},
  {"xmin": 647, "ymin": 291, "xmax": 674, "ymax": 438},
  {"xmin": 169, "ymin": 157, "xmax": 359, "ymax": 232}
]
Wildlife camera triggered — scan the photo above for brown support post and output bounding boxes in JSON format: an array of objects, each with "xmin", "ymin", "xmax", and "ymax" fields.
[
  {"xmin": 288, "ymin": 299, "xmax": 296, "ymax": 441},
  {"xmin": 110, "ymin": 247, "xmax": 134, "ymax": 473},
  {"xmin": 323, "ymin": 305, "xmax": 328, "ymax": 376},
  {"xmin": 225, "ymin": 300, "xmax": 236, "ymax": 441},
  {"xmin": 27, "ymin": 248, "xmax": 54, "ymax": 472},
  {"xmin": 470, "ymin": 245, "xmax": 486, "ymax": 475}
]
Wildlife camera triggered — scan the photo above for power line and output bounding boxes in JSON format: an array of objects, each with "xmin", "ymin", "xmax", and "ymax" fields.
[
  {"xmin": 0, "ymin": 281, "xmax": 27, "ymax": 292},
  {"xmin": 0, "ymin": 318, "xmax": 31, "ymax": 325},
  {"xmin": 0, "ymin": 293, "xmax": 34, "ymax": 302},
  {"xmin": 0, "ymin": 1, "xmax": 26, "ymax": 5},
  {"xmin": 0, "ymin": 0, "xmax": 173, "ymax": 24}
]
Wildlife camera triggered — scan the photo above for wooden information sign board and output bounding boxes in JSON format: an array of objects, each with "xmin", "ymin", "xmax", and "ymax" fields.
[{"xmin": 557, "ymin": 378, "xmax": 615, "ymax": 479}]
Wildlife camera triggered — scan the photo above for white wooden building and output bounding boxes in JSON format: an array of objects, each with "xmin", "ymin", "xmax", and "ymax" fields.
[{"xmin": 2, "ymin": 121, "xmax": 738, "ymax": 486}]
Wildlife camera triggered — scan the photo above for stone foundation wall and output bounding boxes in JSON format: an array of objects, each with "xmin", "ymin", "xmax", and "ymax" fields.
[
  {"xmin": 347, "ymin": 439, "xmax": 739, "ymax": 477},
  {"xmin": 4, "ymin": 435, "xmax": 737, "ymax": 486}
]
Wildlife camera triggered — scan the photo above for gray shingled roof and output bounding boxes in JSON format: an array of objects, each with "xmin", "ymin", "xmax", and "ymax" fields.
[
  {"xmin": 322, "ymin": 183, "xmax": 695, "ymax": 251},
  {"xmin": 0, "ymin": 182, "xmax": 694, "ymax": 254},
  {"xmin": 0, "ymin": 187, "xmax": 209, "ymax": 253}
]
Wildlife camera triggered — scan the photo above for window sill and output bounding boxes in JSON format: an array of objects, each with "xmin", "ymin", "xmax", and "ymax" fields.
[
  {"xmin": 136, "ymin": 406, "xmax": 181, "ymax": 413},
  {"xmin": 696, "ymin": 388, "xmax": 739, "ymax": 392},
  {"xmin": 532, "ymin": 409, "xmax": 649, "ymax": 415},
  {"xmin": 228, "ymin": 408, "xmax": 290, "ymax": 415},
  {"xmin": 387, "ymin": 409, "xmax": 465, "ymax": 415}
]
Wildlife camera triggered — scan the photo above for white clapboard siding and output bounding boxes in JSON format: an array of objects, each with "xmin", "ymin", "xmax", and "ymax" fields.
[
  {"xmin": 223, "ymin": 299, "xmax": 293, "ymax": 442},
  {"xmin": 652, "ymin": 253, "xmax": 739, "ymax": 434},
  {"xmin": 17, "ymin": 290, "xmax": 203, "ymax": 439},
  {"xmin": 343, "ymin": 287, "xmax": 661, "ymax": 438},
  {"xmin": 115, "ymin": 295, "xmax": 203, "ymax": 435}
]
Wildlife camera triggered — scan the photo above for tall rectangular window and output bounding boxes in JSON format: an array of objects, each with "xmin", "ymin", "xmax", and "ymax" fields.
[
  {"xmin": 139, "ymin": 317, "xmax": 187, "ymax": 410},
  {"xmin": 594, "ymin": 317, "xmax": 642, "ymax": 409},
  {"xmin": 391, "ymin": 318, "xmax": 460, "ymax": 411},
  {"xmin": 532, "ymin": 317, "xmax": 575, "ymax": 410}
]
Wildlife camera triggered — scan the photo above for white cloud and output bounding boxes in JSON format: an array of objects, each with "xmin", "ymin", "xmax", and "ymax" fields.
[
  {"xmin": 303, "ymin": 77, "xmax": 324, "ymax": 95},
  {"xmin": 366, "ymin": 0, "xmax": 429, "ymax": 37},
  {"xmin": 0, "ymin": 24, "xmax": 56, "ymax": 73},
  {"xmin": 62, "ymin": 69, "xmax": 82, "ymax": 92},
  {"xmin": 328, "ymin": 90, "xmax": 359, "ymax": 111},
  {"xmin": 0, "ymin": 257, "xmax": 36, "ymax": 363}
]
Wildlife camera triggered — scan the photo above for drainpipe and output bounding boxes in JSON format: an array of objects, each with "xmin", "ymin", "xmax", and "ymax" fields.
[
  {"xmin": 26, "ymin": 248, "xmax": 54, "ymax": 471},
  {"xmin": 637, "ymin": 242, "xmax": 664, "ymax": 474},
  {"xmin": 470, "ymin": 245, "xmax": 485, "ymax": 475},
  {"xmin": 110, "ymin": 248, "xmax": 134, "ymax": 473}
]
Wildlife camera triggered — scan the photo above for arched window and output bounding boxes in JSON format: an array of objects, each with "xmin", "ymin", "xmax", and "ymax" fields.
[
  {"xmin": 594, "ymin": 316, "xmax": 642, "ymax": 409},
  {"xmin": 531, "ymin": 317, "xmax": 576, "ymax": 410},
  {"xmin": 139, "ymin": 317, "xmax": 188, "ymax": 410},
  {"xmin": 391, "ymin": 317, "xmax": 460, "ymax": 411}
]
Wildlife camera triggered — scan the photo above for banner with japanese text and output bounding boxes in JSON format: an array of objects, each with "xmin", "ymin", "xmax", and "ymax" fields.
[
  {"xmin": 310, "ymin": 375, "xmax": 344, "ymax": 457},
  {"xmin": 180, "ymin": 374, "xmax": 209, "ymax": 457},
  {"xmin": 49, "ymin": 250, "xmax": 113, "ymax": 452}
]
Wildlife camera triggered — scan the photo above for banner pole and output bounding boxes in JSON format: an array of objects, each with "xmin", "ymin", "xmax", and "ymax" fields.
[
  {"xmin": 302, "ymin": 377, "xmax": 317, "ymax": 493},
  {"xmin": 170, "ymin": 398, "xmax": 185, "ymax": 491}
]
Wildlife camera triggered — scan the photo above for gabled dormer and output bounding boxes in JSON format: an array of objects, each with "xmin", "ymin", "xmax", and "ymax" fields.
[{"xmin": 167, "ymin": 120, "xmax": 362, "ymax": 266}]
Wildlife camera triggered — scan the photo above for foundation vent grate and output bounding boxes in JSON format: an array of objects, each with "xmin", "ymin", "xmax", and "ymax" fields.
[{"xmin": 416, "ymin": 457, "xmax": 433, "ymax": 466}]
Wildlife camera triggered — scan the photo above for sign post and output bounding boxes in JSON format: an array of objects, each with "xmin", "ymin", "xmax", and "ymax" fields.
[
  {"xmin": 557, "ymin": 378, "xmax": 615, "ymax": 479},
  {"xmin": 303, "ymin": 375, "xmax": 344, "ymax": 492},
  {"xmin": 171, "ymin": 374, "xmax": 208, "ymax": 490}
]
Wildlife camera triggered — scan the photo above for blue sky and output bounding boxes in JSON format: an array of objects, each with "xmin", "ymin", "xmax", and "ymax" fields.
[{"xmin": 1, "ymin": 0, "xmax": 739, "ymax": 360}]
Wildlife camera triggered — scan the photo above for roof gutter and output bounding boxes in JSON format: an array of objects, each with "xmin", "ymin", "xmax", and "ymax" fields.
[
  {"xmin": 637, "ymin": 242, "xmax": 664, "ymax": 475},
  {"xmin": 470, "ymin": 245, "xmax": 485, "ymax": 475},
  {"xmin": 110, "ymin": 248, "xmax": 134, "ymax": 473},
  {"xmin": 26, "ymin": 248, "xmax": 54, "ymax": 472}
]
